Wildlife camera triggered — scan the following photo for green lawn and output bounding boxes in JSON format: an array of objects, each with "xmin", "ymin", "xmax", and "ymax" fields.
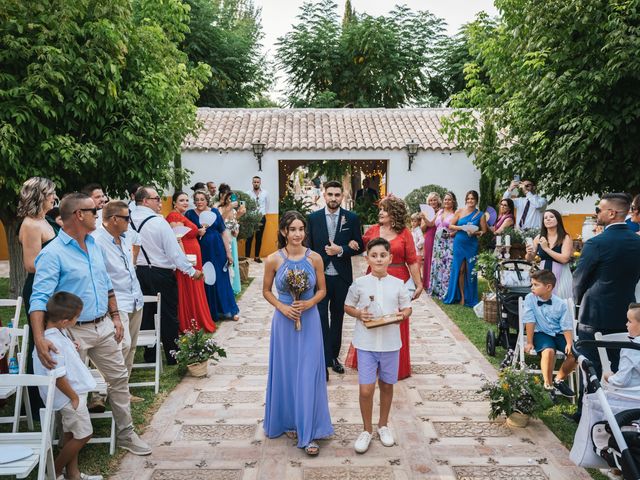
[
  {"xmin": 0, "ymin": 275, "xmax": 253, "ymax": 478},
  {"xmin": 435, "ymin": 278, "xmax": 606, "ymax": 480}
]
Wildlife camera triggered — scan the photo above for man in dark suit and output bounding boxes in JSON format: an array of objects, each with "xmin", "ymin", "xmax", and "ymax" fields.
[
  {"xmin": 572, "ymin": 192, "xmax": 640, "ymax": 420},
  {"xmin": 308, "ymin": 181, "xmax": 364, "ymax": 379}
]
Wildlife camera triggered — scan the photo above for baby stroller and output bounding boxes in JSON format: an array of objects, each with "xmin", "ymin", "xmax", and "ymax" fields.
[
  {"xmin": 570, "ymin": 339, "xmax": 640, "ymax": 479},
  {"xmin": 485, "ymin": 259, "xmax": 533, "ymax": 358}
]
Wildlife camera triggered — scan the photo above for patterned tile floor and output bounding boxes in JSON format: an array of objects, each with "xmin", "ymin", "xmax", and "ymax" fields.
[{"xmin": 112, "ymin": 257, "xmax": 590, "ymax": 480}]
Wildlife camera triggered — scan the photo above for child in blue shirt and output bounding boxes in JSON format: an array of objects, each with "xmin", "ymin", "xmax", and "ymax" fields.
[{"xmin": 522, "ymin": 269, "xmax": 577, "ymax": 397}]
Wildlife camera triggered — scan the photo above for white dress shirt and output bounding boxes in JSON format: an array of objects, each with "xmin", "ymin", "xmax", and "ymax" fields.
[
  {"xmin": 246, "ymin": 188, "xmax": 269, "ymax": 215},
  {"xmin": 32, "ymin": 328, "xmax": 97, "ymax": 411},
  {"xmin": 93, "ymin": 226, "xmax": 144, "ymax": 312},
  {"xmin": 503, "ymin": 189, "xmax": 547, "ymax": 230},
  {"xmin": 345, "ymin": 273, "xmax": 412, "ymax": 352},
  {"xmin": 130, "ymin": 205, "xmax": 196, "ymax": 276}
]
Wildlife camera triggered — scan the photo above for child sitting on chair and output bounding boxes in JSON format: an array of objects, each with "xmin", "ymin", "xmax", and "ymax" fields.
[
  {"xmin": 344, "ymin": 237, "xmax": 412, "ymax": 454},
  {"xmin": 604, "ymin": 303, "xmax": 640, "ymax": 389},
  {"xmin": 523, "ymin": 269, "xmax": 577, "ymax": 397},
  {"xmin": 32, "ymin": 292, "xmax": 102, "ymax": 480}
]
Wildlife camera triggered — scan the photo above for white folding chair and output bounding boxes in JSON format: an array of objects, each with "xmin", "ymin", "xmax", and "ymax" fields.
[
  {"xmin": 130, "ymin": 294, "xmax": 162, "ymax": 394},
  {"xmin": 0, "ymin": 322, "xmax": 35, "ymax": 431},
  {"xmin": 595, "ymin": 331, "xmax": 630, "ymax": 379},
  {"xmin": 0, "ymin": 374, "xmax": 56, "ymax": 480},
  {"xmin": 517, "ymin": 297, "xmax": 579, "ymax": 401}
]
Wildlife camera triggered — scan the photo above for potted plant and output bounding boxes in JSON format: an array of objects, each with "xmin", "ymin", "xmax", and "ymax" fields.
[
  {"xmin": 479, "ymin": 363, "xmax": 552, "ymax": 427},
  {"xmin": 474, "ymin": 251, "xmax": 499, "ymax": 323},
  {"xmin": 171, "ymin": 321, "xmax": 227, "ymax": 377},
  {"xmin": 352, "ymin": 196, "xmax": 379, "ymax": 231}
]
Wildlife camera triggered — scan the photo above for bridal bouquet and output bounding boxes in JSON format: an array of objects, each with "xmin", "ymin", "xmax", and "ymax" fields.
[{"xmin": 285, "ymin": 268, "xmax": 310, "ymax": 331}]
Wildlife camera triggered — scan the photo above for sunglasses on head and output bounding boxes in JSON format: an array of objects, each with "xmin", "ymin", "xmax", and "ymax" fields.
[{"xmin": 74, "ymin": 207, "xmax": 97, "ymax": 215}]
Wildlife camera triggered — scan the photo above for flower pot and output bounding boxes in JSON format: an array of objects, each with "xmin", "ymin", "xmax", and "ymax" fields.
[
  {"xmin": 238, "ymin": 257, "xmax": 250, "ymax": 282},
  {"xmin": 187, "ymin": 361, "xmax": 208, "ymax": 377},
  {"xmin": 506, "ymin": 411, "xmax": 529, "ymax": 428}
]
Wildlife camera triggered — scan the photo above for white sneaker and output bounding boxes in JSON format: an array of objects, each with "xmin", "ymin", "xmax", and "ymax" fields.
[
  {"xmin": 354, "ymin": 430, "xmax": 372, "ymax": 453},
  {"xmin": 377, "ymin": 426, "xmax": 395, "ymax": 447},
  {"xmin": 79, "ymin": 474, "xmax": 104, "ymax": 480}
]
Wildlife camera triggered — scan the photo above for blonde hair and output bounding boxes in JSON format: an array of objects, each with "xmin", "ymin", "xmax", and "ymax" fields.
[
  {"xmin": 193, "ymin": 189, "xmax": 211, "ymax": 204},
  {"xmin": 17, "ymin": 177, "xmax": 56, "ymax": 218},
  {"xmin": 410, "ymin": 212, "xmax": 422, "ymax": 224},
  {"xmin": 426, "ymin": 192, "xmax": 442, "ymax": 209}
]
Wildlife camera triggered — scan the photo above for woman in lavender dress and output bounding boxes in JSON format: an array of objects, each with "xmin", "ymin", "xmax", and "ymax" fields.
[
  {"xmin": 429, "ymin": 192, "xmax": 457, "ymax": 299},
  {"xmin": 262, "ymin": 211, "xmax": 333, "ymax": 456}
]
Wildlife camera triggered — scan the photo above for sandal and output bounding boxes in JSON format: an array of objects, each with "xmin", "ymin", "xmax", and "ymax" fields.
[
  {"xmin": 285, "ymin": 431, "xmax": 298, "ymax": 440},
  {"xmin": 304, "ymin": 441, "xmax": 319, "ymax": 456}
]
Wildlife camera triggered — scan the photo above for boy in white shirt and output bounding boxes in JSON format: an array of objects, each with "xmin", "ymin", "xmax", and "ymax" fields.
[
  {"xmin": 344, "ymin": 238, "xmax": 412, "ymax": 454},
  {"xmin": 32, "ymin": 292, "xmax": 102, "ymax": 480}
]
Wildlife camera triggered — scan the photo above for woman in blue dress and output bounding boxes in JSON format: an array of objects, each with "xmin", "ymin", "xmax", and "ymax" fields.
[
  {"xmin": 186, "ymin": 190, "xmax": 239, "ymax": 320},
  {"xmin": 262, "ymin": 211, "xmax": 333, "ymax": 456},
  {"xmin": 444, "ymin": 190, "xmax": 488, "ymax": 307}
]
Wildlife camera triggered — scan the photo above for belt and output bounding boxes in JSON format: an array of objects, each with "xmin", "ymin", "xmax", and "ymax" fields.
[
  {"xmin": 389, "ymin": 263, "xmax": 406, "ymax": 267},
  {"xmin": 77, "ymin": 315, "xmax": 106, "ymax": 325}
]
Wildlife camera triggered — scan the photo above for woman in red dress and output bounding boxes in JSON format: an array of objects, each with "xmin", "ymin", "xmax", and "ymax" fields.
[
  {"xmin": 166, "ymin": 191, "xmax": 216, "ymax": 333},
  {"xmin": 346, "ymin": 196, "xmax": 423, "ymax": 380}
]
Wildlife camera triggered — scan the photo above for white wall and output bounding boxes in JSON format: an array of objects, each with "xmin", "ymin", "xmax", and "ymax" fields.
[{"xmin": 181, "ymin": 149, "xmax": 596, "ymax": 214}]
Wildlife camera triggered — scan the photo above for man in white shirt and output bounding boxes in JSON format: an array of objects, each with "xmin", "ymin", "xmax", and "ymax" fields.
[
  {"xmin": 503, "ymin": 179, "xmax": 547, "ymax": 230},
  {"xmin": 130, "ymin": 186, "xmax": 203, "ymax": 364},
  {"xmin": 94, "ymin": 200, "xmax": 145, "ymax": 402},
  {"xmin": 245, "ymin": 176, "xmax": 269, "ymax": 263}
]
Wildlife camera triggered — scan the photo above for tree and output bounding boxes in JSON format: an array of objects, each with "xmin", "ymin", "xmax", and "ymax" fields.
[
  {"xmin": 0, "ymin": 0, "xmax": 210, "ymax": 296},
  {"xmin": 181, "ymin": 0, "xmax": 270, "ymax": 107},
  {"xmin": 442, "ymin": 1, "xmax": 640, "ymax": 201},
  {"xmin": 427, "ymin": 26, "xmax": 474, "ymax": 105},
  {"xmin": 276, "ymin": 0, "xmax": 446, "ymax": 108}
]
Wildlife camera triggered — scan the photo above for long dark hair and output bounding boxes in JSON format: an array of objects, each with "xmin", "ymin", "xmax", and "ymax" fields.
[
  {"xmin": 277, "ymin": 211, "xmax": 307, "ymax": 248},
  {"xmin": 443, "ymin": 191, "xmax": 458, "ymax": 211},
  {"xmin": 499, "ymin": 197, "xmax": 514, "ymax": 215},
  {"xmin": 540, "ymin": 209, "xmax": 567, "ymax": 247},
  {"xmin": 172, "ymin": 191, "xmax": 187, "ymax": 205}
]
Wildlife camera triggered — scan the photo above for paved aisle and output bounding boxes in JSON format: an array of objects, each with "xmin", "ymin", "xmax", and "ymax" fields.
[{"xmin": 113, "ymin": 258, "xmax": 590, "ymax": 480}]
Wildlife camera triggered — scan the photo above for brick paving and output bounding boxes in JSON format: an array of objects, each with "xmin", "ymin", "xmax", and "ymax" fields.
[{"xmin": 112, "ymin": 257, "xmax": 591, "ymax": 480}]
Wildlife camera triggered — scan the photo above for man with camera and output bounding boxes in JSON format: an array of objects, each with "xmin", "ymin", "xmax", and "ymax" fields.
[{"xmin": 503, "ymin": 177, "xmax": 547, "ymax": 230}]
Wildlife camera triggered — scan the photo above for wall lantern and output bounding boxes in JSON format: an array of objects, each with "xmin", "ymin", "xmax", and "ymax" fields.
[
  {"xmin": 252, "ymin": 141, "xmax": 266, "ymax": 171},
  {"xmin": 405, "ymin": 140, "xmax": 419, "ymax": 171}
]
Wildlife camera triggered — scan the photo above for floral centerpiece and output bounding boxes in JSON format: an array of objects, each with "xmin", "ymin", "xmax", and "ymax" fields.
[
  {"xmin": 479, "ymin": 363, "xmax": 552, "ymax": 427},
  {"xmin": 285, "ymin": 268, "xmax": 310, "ymax": 331},
  {"xmin": 171, "ymin": 320, "xmax": 227, "ymax": 376}
]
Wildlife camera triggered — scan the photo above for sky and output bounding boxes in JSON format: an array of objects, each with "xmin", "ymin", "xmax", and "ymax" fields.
[{"xmin": 256, "ymin": 0, "xmax": 500, "ymax": 100}]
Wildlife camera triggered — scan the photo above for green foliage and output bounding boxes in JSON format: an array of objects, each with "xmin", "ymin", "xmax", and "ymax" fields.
[
  {"xmin": 170, "ymin": 321, "xmax": 227, "ymax": 368},
  {"xmin": 352, "ymin": 196, "xmax": 378, "ymax": 226},
  {"xmin": 500, "ymin": 226, "xmax": 540, "ymax": 245},
  {"xmin": 276, "ymin": 0, "xmax": 448, "ymax": 107},
  {"xmin": 0, "ymin": 0, "xmax": 210, "ymax": 211},
  {"xmin": 403, "ymin": 184, "xmax": 449, "ymax": 215},
  {"xmin": 480, "ymin": 364, "xmax": 552, "ymax": 419},
  {"xmin": 474, "ymin": 251, "xmax": 499, "ymax": 292},
  {"xmin": 306, "ymin": 160, "xmax": 350, "ymax": 182},
  {"xmin": 181, "ymin": 0, "xmax": 270, "ymax": 107},
  {"xmin": 235, "ymin": 190, "xmax": 262, "ymax": 240},
  {"xmin": 442, "ymin": 3, "xmax": 640, "ymax": 200},
  {"xmin": 279, "ymin": 192, "xmax": 313, "ymax": 216}
]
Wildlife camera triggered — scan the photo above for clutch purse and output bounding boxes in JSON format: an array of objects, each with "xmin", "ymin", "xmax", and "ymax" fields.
[{"xmin": 363, "ymin": 313, "xmax": 404, "ymax": 329}]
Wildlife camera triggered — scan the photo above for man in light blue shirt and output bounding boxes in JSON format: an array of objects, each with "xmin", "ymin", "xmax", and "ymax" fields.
[
  {"xmin": 94, "ymin": 200, "xmax": 145, "ymax": 402},
  {"xmin": 29, "ymin": 192, "xmax": 151, "ymax": 456}
]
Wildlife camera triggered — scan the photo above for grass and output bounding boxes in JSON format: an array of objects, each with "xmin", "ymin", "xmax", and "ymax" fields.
[
  {"xmin": 0, "ymin": 275, "xmax": 254, "ymax": 478},
  {"xmin": 435, "ymin": 278, "xmax": 607, "ymax": 480}
]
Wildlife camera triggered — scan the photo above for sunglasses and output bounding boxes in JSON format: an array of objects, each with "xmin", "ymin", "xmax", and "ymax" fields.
[
  {"xmin": 112, "ymin": 214, "xmax": 130, "ymax": 222},
  {"xmin": 74, "ymin": 207, "xmax": 98, "ymax": 215},
  {"xmin": 631, "ymin": 206, "xmax": 639, "ymax": 212},
  {"xmin": 595, "ymin": 206, "xmax": 624, "ymax": 214}
]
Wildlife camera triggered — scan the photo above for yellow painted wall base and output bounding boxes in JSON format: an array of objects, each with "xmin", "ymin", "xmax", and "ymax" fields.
[{"xmin": 0, "ymin": 212, "xmax": 595, "ymax": 261}]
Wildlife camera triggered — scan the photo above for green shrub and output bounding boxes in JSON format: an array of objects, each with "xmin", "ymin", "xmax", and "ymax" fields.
[
  {"xmin": 278, "ymin": 192, "xmax": 314, "ymax": 216},
  {"xmin": 235, "ymin": 191, "xmax": 263, "ymax": 241},
  {"xmin": 404, "ymin": 184, "xmax": 449, "ymax": 214}
]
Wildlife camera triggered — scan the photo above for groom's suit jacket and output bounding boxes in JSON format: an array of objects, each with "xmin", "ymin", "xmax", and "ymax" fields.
[
  {"xmin": 307, "ymin": 207, "xmax": 364, "ymax": 284},
  {"xmin": 573, "ymin": 223, "xmax": 640, "ymax": 330}
]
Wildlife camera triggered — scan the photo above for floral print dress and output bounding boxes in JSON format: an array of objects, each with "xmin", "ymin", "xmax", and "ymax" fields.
[{"xmin": 429, "ymin": 211, "xmax": 455, "ymax": 299}]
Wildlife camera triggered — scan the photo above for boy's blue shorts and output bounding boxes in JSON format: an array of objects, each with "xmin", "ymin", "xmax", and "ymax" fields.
[{"xmin": 533, "ymin": 332, "xmax": 567, "ymax": 353}]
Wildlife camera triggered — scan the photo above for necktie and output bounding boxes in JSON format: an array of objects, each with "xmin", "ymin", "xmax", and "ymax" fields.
[
  {"xmin": 328, "ymin": 213, "xmax": 337, "ymax": 242},
  {"xmin": 537, "ymin": 299, "xmax": 552, "ymax": 306},
  {"xmin": 519, "ymin": 200, "xmax": 531, "ymax": 228}
]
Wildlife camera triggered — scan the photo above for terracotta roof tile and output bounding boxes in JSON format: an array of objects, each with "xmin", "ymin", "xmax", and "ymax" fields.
[{"xmin": 183, "ymin": 108, "xmax": 458, "ymax": 151}]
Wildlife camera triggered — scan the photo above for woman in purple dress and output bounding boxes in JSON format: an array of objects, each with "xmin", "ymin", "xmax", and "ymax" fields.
[
  {"xmin": 262, "ymin": 211, "xmax": 333, "ymax": 456},
  {"xmin": 420, "ymin": 192, "xmax": 442, "ymax": 290}
]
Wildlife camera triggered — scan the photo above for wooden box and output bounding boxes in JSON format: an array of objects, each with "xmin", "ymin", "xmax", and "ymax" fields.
[{"xmin": 363, "ymin": 313, "xmax": 404, "ymax": 329}]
